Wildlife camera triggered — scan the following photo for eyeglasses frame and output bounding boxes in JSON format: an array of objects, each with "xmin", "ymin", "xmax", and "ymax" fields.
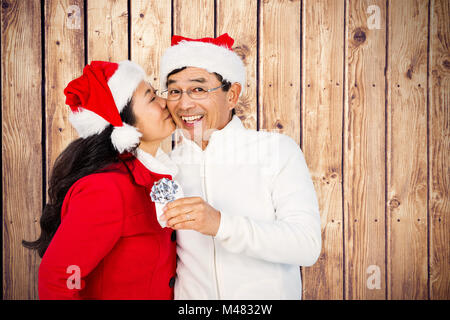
[{"xmin": 160, "ymin": 83, "xmax": 226, "ymax": 101}]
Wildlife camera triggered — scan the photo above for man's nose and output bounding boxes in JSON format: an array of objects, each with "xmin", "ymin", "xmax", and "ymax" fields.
[{"xmin": 177, "ymin": 91, "xmax": 196, "ymax": 110}]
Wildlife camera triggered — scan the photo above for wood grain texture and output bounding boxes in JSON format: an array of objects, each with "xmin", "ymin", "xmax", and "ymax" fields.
[
  {"xmin": 259, "ymin": 0, "xmax": 300, "ymax": 142},
  {"xmin": 301, "ymin": 0, "xmax": 345, "ymax": 300},
  {"xmin": 131, "ymin": 0, "xmax": 172, "ymax": 153},
  {"xmin": 173, "ymin": 0, "xmax": 214, "ymax": 38},
  {"xmin": 429, "ymin": 0, "xmax": 450, "ymax": 300},
  {"xmin": 87, "ymin": 0, "xmax": 128, "ymax": 62},
  {"xmin": 216, "ymin": 0, "xmax": 257, "ymax": 130},
  {"xmin": 2, "ymin": 0, "xmax": 42, "ymax": 300},
  {"xmin": 387, "ymin": 0, "xmax": 429, "ymax": 300},
  {"xmin": 2, "ymin": 0, "xmax": 449, "ymax": 300},
  {"xmin": 45, "ymin": 0, "xmax": 84, "ymax": 176},
  {"xmin": 344, "ymin": 0, "xmax": 386, "ymax": 299}
]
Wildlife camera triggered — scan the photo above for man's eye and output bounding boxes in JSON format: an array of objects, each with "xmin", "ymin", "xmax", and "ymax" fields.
[
  {"xmin": 169, "ymin": 89, "xmax": 180, "ymax": 95},
  {"xmin": 192, "ymin": 87, "xmax": 206, "ymax": 93}
]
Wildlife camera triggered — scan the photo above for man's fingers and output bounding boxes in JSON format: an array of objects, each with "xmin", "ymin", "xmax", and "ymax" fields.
[
  {"xmin": 170, "ymin": 219, "xmax": 196, "ymax": 231},
  {"xmin": 167, "ymin": 211, "xmax": 195, "ymax": 228},
  {"xmin": 164, "ymin": 197, "xmax": 202, "ymax": 211},
  {"xmin": 162, "ymin": 205, "xmax": 193, "ymax": 221}
]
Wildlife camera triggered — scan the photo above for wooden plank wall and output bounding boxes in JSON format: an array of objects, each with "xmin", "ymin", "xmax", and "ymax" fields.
[
  {"xmin": 2, "ymin": 0, "xmax": 42, "ymax": 300},
  {"xmin": 2, "ymin": 0, "xmax": 449, "ymax": 300}
]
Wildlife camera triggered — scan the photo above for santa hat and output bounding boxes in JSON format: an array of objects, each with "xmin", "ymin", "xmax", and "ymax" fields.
[
  {"xmin": 64, "ymin": 60, "xmax": 145, "ymax": 153},
  {"xmin": 160, "ymin": 33, "xmax": 246, "ymax": 96}
]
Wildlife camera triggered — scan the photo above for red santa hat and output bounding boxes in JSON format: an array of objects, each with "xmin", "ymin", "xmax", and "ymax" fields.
[
  {"xmin": 64, "ymin": 60, "xmax": 145, "ymax": 153},
  {"xmin": 159, "ymin": 33, "xmax": 246, "ymax": 96}
]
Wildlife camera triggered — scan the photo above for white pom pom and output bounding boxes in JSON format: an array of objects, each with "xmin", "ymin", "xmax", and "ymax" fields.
[{"xmin": 110, "ymin": 123, "xmax": 142, "ymax": 153}]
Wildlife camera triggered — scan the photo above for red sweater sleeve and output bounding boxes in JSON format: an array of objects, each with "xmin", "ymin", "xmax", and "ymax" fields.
[{"xmin": 38, "ymin": 173, "xmax": 125, "ymax": 300}]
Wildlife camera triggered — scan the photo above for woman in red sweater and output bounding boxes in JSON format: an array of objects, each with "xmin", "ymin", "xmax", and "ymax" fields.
[{"xmin": 23, "ymin": 60, "xmax": 178, "ymax": 299}]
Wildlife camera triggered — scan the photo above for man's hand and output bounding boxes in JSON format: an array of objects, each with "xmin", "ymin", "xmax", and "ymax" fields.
[{"xmin": 160, "ymin": 197, "xmax": 221, "ymax": 236}]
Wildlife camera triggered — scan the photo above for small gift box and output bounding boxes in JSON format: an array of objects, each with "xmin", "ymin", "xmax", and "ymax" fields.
[{"xmin": 150, "ymin": 178, "xmax": 184, "ymax": 228}]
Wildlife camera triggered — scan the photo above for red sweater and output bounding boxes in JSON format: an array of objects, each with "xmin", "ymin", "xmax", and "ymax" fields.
[{"xmin": 38, "ymin": 156, "xmax": 177, "ymax": 299}]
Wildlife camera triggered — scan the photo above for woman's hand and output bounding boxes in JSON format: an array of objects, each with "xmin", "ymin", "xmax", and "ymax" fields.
[{"xmin": 160, "ymin": 197, "xmax": 221, "ymax": 236}]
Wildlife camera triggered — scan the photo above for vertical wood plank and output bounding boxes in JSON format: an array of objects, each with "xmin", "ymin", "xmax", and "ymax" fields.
[
  {"xmin": 45, "ymin": 0, "xmax": 85, "ymax": 175},
  {"xmin": 259, "ymin": 0, "xmax": 300, "ymax": 142},
  {"xmin": 429, "ymin": 0, "xmax": 450, "ymax": 300},
  {"xmin": 87, "ymin": 0, "xmax": 128, "ymax": 62},
  {"xmin": 387, "ymin": 0, "xmax": 429, "ymax": 300},
  {"xmin": 172, "ymin": 0, "xmax": 215, "ymax": 147},
  {"xmin": 173, "ymin": 0, "xmax": 214, "ymax": 38},
  {"xmin": 1, "ymin": 0, "xmax": 42, "ymax": 300},
  {"xmin": 217, "ymin": 0, "xmax": 257, "ymax": 130},
  {"xmin": 301, "ymin": 0, "xmax": 345, "ymax": 300},
  {"xmin": 131, "ymin": 0, "xmax": 172, "ymax": 153},
  {"xmin": 344, "ymin": 0, "xmax": 386, "ymax": 299}
]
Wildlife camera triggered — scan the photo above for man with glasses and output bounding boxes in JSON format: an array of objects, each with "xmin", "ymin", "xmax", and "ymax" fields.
[{"xmin": 158, "ymin": 33, "xmax": 321, "ymax": 299}]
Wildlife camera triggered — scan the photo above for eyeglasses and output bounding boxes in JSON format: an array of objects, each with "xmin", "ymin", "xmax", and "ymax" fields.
[{"xmin": 160, "ymin": 84, "xmax": 225, "ymax": 101}]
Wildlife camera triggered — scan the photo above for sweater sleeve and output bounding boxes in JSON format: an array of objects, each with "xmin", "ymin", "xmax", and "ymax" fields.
[
  {"xmin": 38, "ymin": 174, "xmax": 125, "ymax": 300},
  {"xmin": 214, "ymin": 136, "xmax": 322, "ymax": 266}
]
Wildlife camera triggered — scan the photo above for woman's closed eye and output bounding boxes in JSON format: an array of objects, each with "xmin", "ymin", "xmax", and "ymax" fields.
[{"xmin": 149, "ymin": 89, "xmax": 158, "ymax": 102}]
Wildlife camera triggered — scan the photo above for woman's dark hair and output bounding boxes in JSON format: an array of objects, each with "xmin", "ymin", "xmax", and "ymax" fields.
[
  {"xmin": 22, "ymin": 100, "xmax": 137, "ymax": 258},
  {"xmin": 166, "ymin": 67, "xmax": 236, "ymax": 116}
]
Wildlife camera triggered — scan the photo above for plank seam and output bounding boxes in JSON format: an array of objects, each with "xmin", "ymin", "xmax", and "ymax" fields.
[
  {"xmin": 41, "ymin": 0, "xmax": 47, "ymax": 212},
  {"xmin": 256, "ymin": 0, "xmax": 260, "ymax": 132},
  {"xmin": 171, "ymin": 0, "xmax": 174, "ymax": 151},
  {"xmin": 84, "ymin": 0, "xmax": 88, "ymax": 64},
  {"xmin": 128, "ymin": 0, "xmax": 131, "ymax": 60},
  {"xmin": 426, "ymin": 0, "xmax": 431, "ymax": 301},
  {"xmin": 342, "ymin": 0, "xmax": 347, "ymax": 301},
  {"xmin": 299, "ymin": 0, "xmax": 303, "ymax": 150},
  {"xmin": 171, "ymin": 0, "xmax": 174, "ymax": 37},
  {"xmin": 214, "ymin": 0, "xmax": 217, "ymax": 38},
  {"xmin": 384, "ymin": 0, "xmax": 389, "ymax": 301},
  {"xmin": 299, "ymin": 0, "xmax": 304, "ymax": 296}
]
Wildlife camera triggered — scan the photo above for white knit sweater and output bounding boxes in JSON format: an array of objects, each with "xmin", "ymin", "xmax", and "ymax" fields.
[{"xmin": 170, "ymin": 116, "xmax": 321, "ymax": 300}]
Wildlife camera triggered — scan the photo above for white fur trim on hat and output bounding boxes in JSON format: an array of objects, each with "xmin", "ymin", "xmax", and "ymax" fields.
[
  {"xmin": 69, "ymin": 107, "xmax": 110, "ymax": 138},
  {"xmin": 110, "ymin": 122, "xmax": 142, "ymax": 153},
  {"xmin": 160, "ymin": 41, "xmax": 246, "ymax": 96},
  {"xmin": 108, "ymin": 60, "xmax": 146, "ymax": 112}
]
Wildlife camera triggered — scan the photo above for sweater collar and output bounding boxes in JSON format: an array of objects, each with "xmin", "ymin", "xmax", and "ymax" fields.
[
  {"xmin": 119, "ymin": 149, "xmax": 177, "ymax": 190},
  {"xmin": 211, "ymin": 114, "xmax": 244, "ymax": 138},
  {"xmin": 136, "ymin": 147, "xmax": 178, "ymax": 177}
]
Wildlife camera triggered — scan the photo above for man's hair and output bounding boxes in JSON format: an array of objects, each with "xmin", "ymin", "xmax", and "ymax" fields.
[{"xmin": 166, "ymin": 67, "xmax": 236, "ymax": 116}]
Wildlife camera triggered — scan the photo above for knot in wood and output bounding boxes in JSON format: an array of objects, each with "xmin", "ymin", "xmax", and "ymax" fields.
[
  {"xmin": 389, "ymin": 198, "xmax": 400, "ymax": 209},
  {"xmin": 406, "ymin": 65, "xmax": 414, "ymax": 79},
  {"xmin": 353, "ymin": 28, "xmax": 366, "ymax": 44},
  {"xmin": 443, "ymin": 60, "xmax": 450, "ymax": 69},
  {"xmin": 275, "ymin": 121, "xmax": 283, "ymax": 129},
  {"xmin": 233, "ymin": 45, "xmax": 249, "ymax": 62}
]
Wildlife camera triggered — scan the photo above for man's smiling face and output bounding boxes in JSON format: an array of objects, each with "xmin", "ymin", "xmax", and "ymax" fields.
[{"xmin": 166, "ymin": 67, "xmax": 238, "ymax": 148}]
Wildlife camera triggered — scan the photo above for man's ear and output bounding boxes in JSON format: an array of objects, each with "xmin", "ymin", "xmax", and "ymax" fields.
[{"xmin": 227, "ymin": 82, "xmax": 242, "ymax": 108}]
